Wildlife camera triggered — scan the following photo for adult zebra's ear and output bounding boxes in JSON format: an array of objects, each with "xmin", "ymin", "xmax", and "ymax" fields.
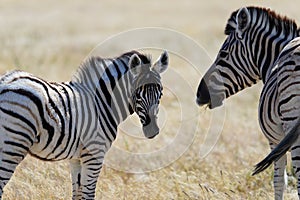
[
  {"xmin": 152, "ymin": 51, "xmax": 169, "ymax": 74},
  {"xmin": 236, "ymin": 7, "xmax": 250, "ymax": 38},
  {"xmin": 129, "ymin": 54, "xmax": 142, "ymax": 77}
]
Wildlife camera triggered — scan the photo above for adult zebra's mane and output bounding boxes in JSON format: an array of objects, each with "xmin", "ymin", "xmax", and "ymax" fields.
[{"xmin": 224, "ymin": 6, "xmax": 299, "ymax": 35}]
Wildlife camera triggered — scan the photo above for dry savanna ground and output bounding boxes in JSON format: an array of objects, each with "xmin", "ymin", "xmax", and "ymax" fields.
[{"xmin": 1, "ymin": 0, "xmax": 300, "ymax": 199}]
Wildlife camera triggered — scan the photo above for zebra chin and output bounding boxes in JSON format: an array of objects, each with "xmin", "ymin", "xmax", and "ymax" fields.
[
  {"xmin": 196, "ymin": 96, "xmax": 224, "ymax": 109},
  {"xmin": 196, "ymin": 77, "xmax": 225, "ymax": 109},
  {"xmin": 142, "ymin": 124, "xmax": 159, "ymax": 139},
  {"xmin": 196, "ymin": 82, "xmax": 225, "ymax": 108}
]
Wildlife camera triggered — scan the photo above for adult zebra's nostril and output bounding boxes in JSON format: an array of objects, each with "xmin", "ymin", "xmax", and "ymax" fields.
[{"xmin": 196, "ymin": 79, "xmax": 211, "ymax": 106}]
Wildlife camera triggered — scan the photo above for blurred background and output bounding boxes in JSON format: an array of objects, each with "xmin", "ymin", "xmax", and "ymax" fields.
[{"xmin": 0, "ymin": 0, "xmax": 299, "ymax": 199}]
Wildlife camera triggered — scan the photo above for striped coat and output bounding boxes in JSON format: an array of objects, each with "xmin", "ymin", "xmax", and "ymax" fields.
[
  {"xmin": 0, "ymin": 50, "xmax": 169, "ymax": 199},
  {"xmin": 196, "ymin": 6, "xmax": 299, "ymax": 199}
]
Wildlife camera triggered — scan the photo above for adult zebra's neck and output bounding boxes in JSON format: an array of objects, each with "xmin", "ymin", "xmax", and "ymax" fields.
[
  {"xmin": 71, "ymin": 53, "xmax": 135, "ymax": 125},
  {"xmin": 246, "ymin": 7, "xmax": 299, "ymax": 83},
  {"xmin": 196, "ymin": 7, "xmax": 300, "ymax": 109}
]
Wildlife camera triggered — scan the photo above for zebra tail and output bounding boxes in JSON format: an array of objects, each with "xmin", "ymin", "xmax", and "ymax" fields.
[{"xmin": 252, "ymin": 118, "xmax": 300, "ymax": 176}]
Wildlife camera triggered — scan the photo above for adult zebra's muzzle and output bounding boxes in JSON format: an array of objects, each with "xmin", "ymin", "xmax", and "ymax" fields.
[
  {"xmin": 196, "ymin": 78, "xmax": 224, "ymax": 109},
  {"xmin": 196, "ymin": 78, "xmax": 211, "ymax": 106}
]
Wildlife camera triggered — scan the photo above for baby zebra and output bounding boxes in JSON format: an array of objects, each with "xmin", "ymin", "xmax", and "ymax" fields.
[
  {"xmin": 0, "ymin": 50, "xmax": 169, "ymax": 199},
  {"xmin": 196, "ymin": 6, "xmax": 300, "ymax": 199}
]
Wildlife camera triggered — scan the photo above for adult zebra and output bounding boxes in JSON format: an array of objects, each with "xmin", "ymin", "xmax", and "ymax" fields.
[
  {"xmin": 196, "ymin": 6, "xmax": 300, "ymax": 199},
  {"xmin": 0, "ymin": 50, "xmax": 169, "ymax": 199},
  {"xmin": 252, "ymin": 37, "xmax": 300, "ymax": 187}
]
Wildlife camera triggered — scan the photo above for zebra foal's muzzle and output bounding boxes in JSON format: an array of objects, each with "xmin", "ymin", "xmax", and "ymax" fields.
[{"xmin": 142, "ymin": 104, "xmax": 159, "ymax": 139}]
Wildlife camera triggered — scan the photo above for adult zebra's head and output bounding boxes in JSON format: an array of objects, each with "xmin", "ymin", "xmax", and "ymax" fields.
[
  {"xmin": 129, "ymin": 51, "xmax": 169, "ymax": 139},
  {"xmin": 196, "ymin": 7, "xmax": 299, "ymax": 109}
]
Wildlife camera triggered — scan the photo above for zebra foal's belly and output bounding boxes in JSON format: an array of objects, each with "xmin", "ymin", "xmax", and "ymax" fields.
[{"xmin": 28, "ymin": 131, "xmax": 82, "ymax": 161}]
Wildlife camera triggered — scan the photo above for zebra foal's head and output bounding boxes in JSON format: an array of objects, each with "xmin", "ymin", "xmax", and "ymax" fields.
[
  {"xmin": 196, "ymin": 7, "xmax": 298, "ymax": 109},
  {"xmin": 129, "ymin": 51, "xmax": 169, "ymax": 139}
]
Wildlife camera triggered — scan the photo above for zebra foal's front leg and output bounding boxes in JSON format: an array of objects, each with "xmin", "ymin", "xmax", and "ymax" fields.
[
  {"xmin": 69, "ymin": 158, "xmax": 102, "ymax": 200},
  {"xmin": 80, "ymin": 154, "xmax": 103, "ymax": 200},
  {"xmin": 69, "ymin": 159, "xmax": 82, "ymax": 200},
  {"xmin": 73, "ymin": 144, "xmax": 105, "ymax": 200}
]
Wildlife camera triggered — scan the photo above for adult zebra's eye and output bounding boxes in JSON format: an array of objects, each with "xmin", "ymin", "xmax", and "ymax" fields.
[
  {"xmin": 219, "ymin": 51, "xmax": 228, "ymax": 58},
  {"xmin": 235, "ymin": 32, "xmax": 243, "ymax": 40},
  {"xmin": 135, "ymin": 91, "xmax": 141, "ymax": 99}
]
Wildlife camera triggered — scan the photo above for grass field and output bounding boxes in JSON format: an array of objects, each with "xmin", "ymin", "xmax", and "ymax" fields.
[{"xmin": 1, "ymin": 0, "xmax": 300, "ymax": 199}]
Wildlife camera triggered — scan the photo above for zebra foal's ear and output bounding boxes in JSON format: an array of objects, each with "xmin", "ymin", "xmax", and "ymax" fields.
[
  {"xmin": 236, "ymin": 7, "xmax": 250, "ymax": 35},
  {"xmin": 129, "ymin": 54, "xmax": 142, "ymax": 77},
  {"xmin": 152, "ymin": 51, "xmax": 169, "ymax": 74}
]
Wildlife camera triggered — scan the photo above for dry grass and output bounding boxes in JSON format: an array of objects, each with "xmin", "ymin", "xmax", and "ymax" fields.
[{"xmin": 1, "ymin": 0, "xmax": 300, "ymax": 199}]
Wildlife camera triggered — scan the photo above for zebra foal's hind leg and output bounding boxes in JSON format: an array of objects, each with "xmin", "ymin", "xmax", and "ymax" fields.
[{"xmin": 0, "ymin": 128, "xmax": 32, "ymax": 199}]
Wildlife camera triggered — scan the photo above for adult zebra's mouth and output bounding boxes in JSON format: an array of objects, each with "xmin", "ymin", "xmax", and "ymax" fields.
[
  {"xmin": 196, "ymin": 97, "xmax": 223, "ymax": 109},
  {"xmin": 196, "ymin": 79, "xmax": 224, "ymax": 109}
]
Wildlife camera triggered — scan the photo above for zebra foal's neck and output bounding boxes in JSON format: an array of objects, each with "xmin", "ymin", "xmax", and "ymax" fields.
[{"xmin": 70, "ymin": 51, "xmax": 150, "ymax": 124}]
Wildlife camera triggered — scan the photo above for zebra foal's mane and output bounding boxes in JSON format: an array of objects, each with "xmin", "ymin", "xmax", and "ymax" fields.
[
  {"xmin": 77, "ymin": 51, "xmax": 151, "ymax": 76},
  {"xmin": 70, "ymin": 51, "xmax": 152, "ymax": 88}
]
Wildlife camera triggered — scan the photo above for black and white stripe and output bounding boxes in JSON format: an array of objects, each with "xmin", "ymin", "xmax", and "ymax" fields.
[
  {"xmin": 196, "ymin": 7, "xmax": 299, "ymax": 199},
  {"xmin": 253, "ymin": 38, "xmax": 300, "ymax": 197},
  {"xmin": 0, "ymin": 50, "xmax": 169, "ymax": 199}
]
